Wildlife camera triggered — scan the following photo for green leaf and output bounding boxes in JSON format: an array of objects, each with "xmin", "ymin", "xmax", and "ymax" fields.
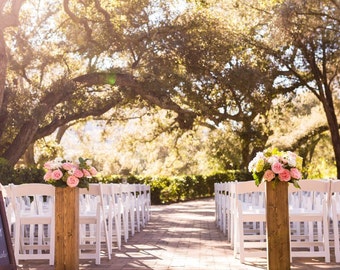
[{"xmin": 292, "ymin": 180, "xmax": 300, "ymax": 189}]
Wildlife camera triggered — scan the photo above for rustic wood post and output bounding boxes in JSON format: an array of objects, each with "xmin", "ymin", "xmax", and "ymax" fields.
[
  {"xmin": 55, "ymin": 187, "xmax": 79, "ymax": 270},
  {"xmin": 266, "ymin": 181, "xmax": 290, "ymax": 270}
]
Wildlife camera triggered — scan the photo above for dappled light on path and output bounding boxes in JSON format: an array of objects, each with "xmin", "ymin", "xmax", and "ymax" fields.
[{"xmin": 18, "ymin": 198, "xmax": 338, "ymax": 270}]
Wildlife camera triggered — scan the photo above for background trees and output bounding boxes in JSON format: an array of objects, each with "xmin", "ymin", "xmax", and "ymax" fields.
[
  {"xmin": 233, "ymin": 0, "xmax": 340, "ymax": 176},
  {"xmin": 0, "ymin": 0, "xmax": 339, "ymax": 178}
]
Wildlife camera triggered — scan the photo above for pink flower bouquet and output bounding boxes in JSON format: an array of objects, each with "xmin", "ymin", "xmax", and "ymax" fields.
[
  {"xmin": 248, "ymin": 148, "xmax": 303, "ymax": 188},
  {"xmin": 43, "ymin": 157, "xmax": 98, "ymax": 188}
]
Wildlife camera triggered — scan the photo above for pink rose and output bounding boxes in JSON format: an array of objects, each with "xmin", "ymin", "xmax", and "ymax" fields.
[
  {"xmin": 51, "ymin": 169, "xmax": 63, "ymax": 180},
  {"xmin": 290, "ymin": 168, "xmax": 302, "ymax": 180},
  {"xmin": 44, "ymin": 170, "xmax": 52, "ymax": 181},
  {"xmin": 278, "ymin": 169, "xmax": 291, "ymax": 182},
  {"xmin": 67, "ymin": 176, "xmax": 79, "ymax": 187},
  {"xmin": 89, "ymin": 167, "xmax": 97, "ymax": 176},
  {"xmin": 263, "ymin": 170, "xmax": 275, "ymax": 182},
  {"xmin": 62, "ymin": 162, "xmax": 75, "ymax": 171},
  {"xmin": 82, "ymin": 169, "xmax": 91, "ymax": 177},
  {"xmin": 44, "ymin": 162, "xmax": 52, "ymax": 170},
  {"xmin": 271, "ymin": 161, "xmax": 284, "ymax": 174},
  {"xmin": 73, "ymin": 169, "xmax": 84, "ymax": 178}
]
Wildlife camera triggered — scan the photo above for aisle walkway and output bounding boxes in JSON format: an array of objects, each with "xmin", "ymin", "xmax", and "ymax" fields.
[{"xmin": 18, "ymin": 198, "xmax": 338, "ymax": 270}]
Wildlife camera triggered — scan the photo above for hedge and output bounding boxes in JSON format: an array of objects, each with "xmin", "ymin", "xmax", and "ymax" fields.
[
  {"xmin": 0, "ymin": 158, "xmax": 45, "ymax": 185},
  {"xmin": 101, "ymin": 171, "xmax": 252, "ymax": 205},
  {"xmin": 0, "ymin": 159, "xmax": 252, "ymax": 205}
]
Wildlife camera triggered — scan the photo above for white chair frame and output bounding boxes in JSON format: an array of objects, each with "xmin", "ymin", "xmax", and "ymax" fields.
[
  {"xmin": 330, "ymin": 180, "xmax": 340, "ymax": 262},
  {"xmin": 79, "ymin": 184, "xmax": 103, "ymax": 265},
  {"xmin": 288, "ymin": 179, "xmax": 331, "ymax": 263},
  {"xmin": 11, "ymin": 183, "xmax": 55, "ymax": 265},
  {"xmin": 230, "ymin": 181, "xmax": 267, "ymax": 263}
]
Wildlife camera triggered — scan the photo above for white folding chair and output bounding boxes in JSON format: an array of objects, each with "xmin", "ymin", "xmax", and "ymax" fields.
[
  {"xmin": 99, "ymin": 183, "xmax": 123, "ymax": 255},
  {"xmin": 79, "ymin": 184, "xmax": 103, "ymax": 264},
  {"xmin": 11, "ymin": 183, "xmax": 55, "ymax": 265},
  {"xmin": 214, "ymin": 182, "xmax": 230, "ymax": 237},
  {"xmin": 144, "ymin": 184, "xmax": 151, "ymax": 224},
  {"xmin": 221, "ymin": 182, "xmax": 230, "ymax": 238},
  {"xmin": 230, "ymin": 181, "xmax": 266, "ymax": 263},
  {"xmin": 288, "ymin": 179, "xmax": 331, "ymax": 262},
  {"xmin": 136, "ymin": 184, "xmax": 147, "ymax": 228},
  {"xmin": 330, "ymin": 180, "xmax": 340, "ymax": 262},
  {"xmin": 214, "ymin": 182, "xmax": 220, "ymax": 226},
  {"xmin": 111, "ymin": 184, "xmax": 126, "ymax": 247},
  {"xmin": 214, "ymin": 183, "xmax": 222, "ymax": 229},
  {"xmin": 120, "ymin": 184, "xmax": 136, "ymax": 237},
  {"xmin": 131, "ymin": 184, "xmax": 141, "ymax": 233},
  {"xmin": 0, "ymin": 184, "xmax": 15, "ymax": 239}
]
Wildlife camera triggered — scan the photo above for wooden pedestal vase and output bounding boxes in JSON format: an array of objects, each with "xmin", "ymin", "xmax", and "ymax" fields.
[
  {"xmin": 266, "ymin": 181, "xmax": 290, "ymax": 270},
  {"xmin": 55, "ymin": 187, "xmax": 79, "ymax": 270}
]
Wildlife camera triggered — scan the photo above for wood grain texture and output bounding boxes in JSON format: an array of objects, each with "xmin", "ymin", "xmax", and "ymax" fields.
[
  {"xmin": 55, "ymin": 187, "xmax": 79, "ymax": 270},
  {"xmin": 266, "ymin": 181, "xmax": 291, "ymax": 270}
]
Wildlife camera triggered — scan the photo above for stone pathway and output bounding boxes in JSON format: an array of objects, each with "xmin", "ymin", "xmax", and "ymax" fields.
[{"xmin": 17, "ymin": 198, "xmax": 339, "ymax": 270}]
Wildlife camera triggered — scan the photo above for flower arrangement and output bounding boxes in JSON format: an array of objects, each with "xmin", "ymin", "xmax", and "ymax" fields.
[
  {"xmin": 43, "ymin": 157, "xmax": 98, "ymax": 188},
  {"xmin": 248, "ymin": 148, "xmax": 303, "ymax": 188}
]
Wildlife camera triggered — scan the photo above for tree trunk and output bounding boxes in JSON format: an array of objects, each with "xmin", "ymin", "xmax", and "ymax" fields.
[
  {"xmin": 321, "ymin": 90, "xmax": 340, "ymax": 179},
  {"xmin": 0, "ymin": 31, "xmax": 7, "ymax": 113},
  {"xmin": 22, "ymin": 144, "xmax": 36, "ymax": 166},
  {"xmin": 56, "ymin": 125, "xmax": 70, "ymax": 144},
  {"xmin": 0, "ymin": 0, "xmax": 25, "ymax": 112},
  {"xmin": 3, "ymin": 120, "xmax": 39, "ymax": 166}
]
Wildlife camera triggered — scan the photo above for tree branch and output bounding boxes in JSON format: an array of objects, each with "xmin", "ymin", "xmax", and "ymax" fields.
[
  {"xmin": 74, "ymin": 72, "xmax": 197, "ymax": 129},
  {"xmin": 63, "ymin": 0, "xmax": 92, "ymax": 40},
  {"xmin": 34, "ymin": 96, "xmax": 122, "ymax": 140},
  {"xmin": 0, "ymin": 0, "xmax": 23, "ymax": 29},
  {"xmin": 289, "ymin": 124, "xmax": 330, "ymax": 151}
]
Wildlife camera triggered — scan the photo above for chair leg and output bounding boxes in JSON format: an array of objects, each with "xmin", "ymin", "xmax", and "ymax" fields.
[
  {"xmin": 14, "ymin": 222, "xmax": 20, "ymax": 265},
  {"xmin": 334, "ymin": 218, "xmax": 340, "ymax": 263},
  {"xmin": 323, "ymin": 216, "xmax": 330, "ymax": 263},
  {"xmin": 122, "ymin": 212, "xmax": 129, "ymax": 242},
  {"xmin": 129, "ymin": 206, "xmax": 135, "ymax": 236},
  {"xmin": 115, "ymin": 213, "xmax": 122, "ymax": 249},
  {"xmin": 96, "ymin": 220, "xmax": 101, "ymax": 265}
]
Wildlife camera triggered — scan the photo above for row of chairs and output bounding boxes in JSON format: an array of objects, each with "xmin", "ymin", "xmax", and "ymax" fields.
[
  {"xmin": 215, "ymin": 179, "xmax": 340, "ymax": 263},
  {"xmin": 0, "ymin": 182, "xmax": 151, "ymax": 265}
]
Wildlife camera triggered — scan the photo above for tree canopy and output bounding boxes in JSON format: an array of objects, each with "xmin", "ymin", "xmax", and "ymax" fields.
[
  {"xmin": 0, "ymin": 0, "xmax": 339, "ymax": 178},
  {"xmin": 239, "ymin": 0, "xmax": 340, "ymax": 176}
]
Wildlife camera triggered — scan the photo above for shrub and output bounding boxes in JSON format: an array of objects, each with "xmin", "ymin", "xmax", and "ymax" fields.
[
  {"xmin": 140, "ymin": 170, "xmax": 250, "ymax": 205},
  {"xmin": 0, "ymin": 159, "xmax": 45, "ymax": 185},
  {"xmin": 0, "ymin": 160, "xmax": 251, "ymax": 206},
  {"xmin": 0, "ymin": 158, "xmax": 14, "ymax": 185},
  {"xmin": 145, "ymin": 177, "xmax": 171, "ymax": 204},
  {"xmin": 14, "ymin": 167, "xmax": 45, "ymax": 184}
]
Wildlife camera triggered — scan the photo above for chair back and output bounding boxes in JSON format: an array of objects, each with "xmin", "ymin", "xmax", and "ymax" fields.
[
  {"xmin": 10, "ymin": 183, "xmax": 55, "ymax": 265},
  {"xmin": 288, "ymin": 179, "xmax": 330, "ymax": 211},
  {"xmin": 331, "ymin": 180, "xmax": 340, "ymax": 192},
  {"xmin": 11, "ymin": 183, "xmax": 55, "ymax": 215}
]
